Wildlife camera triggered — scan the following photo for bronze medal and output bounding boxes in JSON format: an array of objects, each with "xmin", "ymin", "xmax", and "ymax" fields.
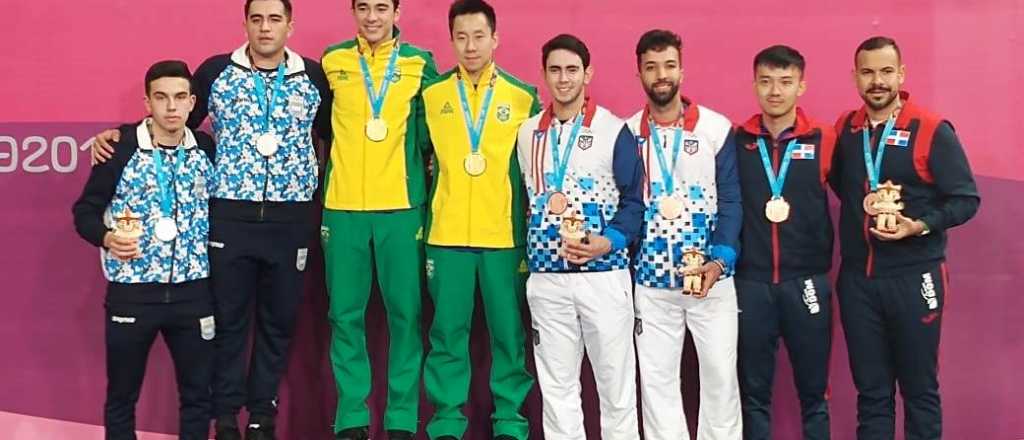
[
  {"xmin": 659, "ymin": 195, "xmax": 684, "ymax": 220},
  {"xmin": 547, "ymin": 191, "xmax": 569, "ymax": 215},
  {"xmin": 863, "ymin": 191, "xmax": 881, "ymax": 216},
  {"xmin": 765, "ymin": 197, "xmax": 791, "ymax": 223}
]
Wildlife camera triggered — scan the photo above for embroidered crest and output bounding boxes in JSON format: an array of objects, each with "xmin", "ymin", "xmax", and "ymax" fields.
[
  {"xmin": 496, "ymin": 104, "xmax": 511, "ymax": 122},
  {"xmin": 441, "ymin": 102, "xmax": 455, "ymax": 115},
  {"xmin": 577, "ymin": 134, "xmax": 594, "ymax": 150},
  {"xmin": 390, "ymin": 66, "xmax": 402, "ymax": 83},
  {"xmin": 684, "ymin": 139, "xmax": 699, "ymax": 155}
]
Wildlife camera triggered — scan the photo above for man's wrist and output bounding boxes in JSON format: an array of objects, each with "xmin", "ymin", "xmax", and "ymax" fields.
[
  {"xmin": 711, "ymin": 258, "xmax": 727, "ymax": 273},
  {"xmin": 917, "ymin": 220, "xmax": 931, "ymax": 236}
]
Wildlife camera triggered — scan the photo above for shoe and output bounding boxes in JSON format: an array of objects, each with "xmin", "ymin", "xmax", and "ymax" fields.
[
  {"xmin": 494, "ymin": 436, "xmax": 517, "ymax": 440},
  {"xmin": 436, "ymin": 436, "xmax": 459, "ymax": 440},
  {"xmin": 215, "ymin": 415, "xmax": 242, "ymax": 440},
  {"xmin": 335, "ymin": 426, "xmax": 370, "ymax": 440},
  {"xmin": 245, "ymin": 414, "xmax": 276, "ymax": 440},
  {"xmin": 387, "ymin": 430, "xmax": 415, "ymax": 440}
]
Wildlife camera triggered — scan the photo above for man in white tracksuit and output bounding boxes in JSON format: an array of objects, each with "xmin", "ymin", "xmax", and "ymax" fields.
[
  {"xmin": 516, "ymin": 34, "xmax": 646, "ymax": 440},
  {"xmin": 628, "ymin": 29, "xmax": 744, "ymax": 440}
]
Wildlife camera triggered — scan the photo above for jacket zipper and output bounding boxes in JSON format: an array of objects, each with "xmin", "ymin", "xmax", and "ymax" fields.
[
  {"xmin": 771, "ymin": 139, "xmax": 781, "ymax": 284},
  {"xmin": 167, "ymin": 152, "xmax": 180, "ymax": 299}
]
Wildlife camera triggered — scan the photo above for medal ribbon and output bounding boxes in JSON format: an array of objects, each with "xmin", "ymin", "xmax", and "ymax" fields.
[
  {"xmin": 456, "ymin": 71, "xmax": 497, "ymax": 155},
  {"xmin": 756, "ymin": 138, "xmax": 799, "ymax": 199},
  {"xmin": 648, "ymin": 120, "xmax": 683, "ymax": 195},
  {"xmin": 358, "ymin": 41, "xmax": 401, "ymax": 121},
  {"xmin": 549, "ymin": 114, "xmax": 585, "ymax": 192},
  {"xmin": 862, "ymin": 117, "xmax": 896, "ymax": 191},
  {"xmin": 152, "ymin": 145, "xmax": 187, "ymax": 219},
  {"xmin": 251, "ymin": 62, "xmax": 287, "ymax": 133}
]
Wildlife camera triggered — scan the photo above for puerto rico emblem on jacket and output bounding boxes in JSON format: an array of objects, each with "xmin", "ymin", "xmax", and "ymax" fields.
[{"xmin": 684, "ymin": 139, "xmax": 699, "ymax": 155}]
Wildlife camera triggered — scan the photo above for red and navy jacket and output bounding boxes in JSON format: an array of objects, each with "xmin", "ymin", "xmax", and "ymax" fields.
[
  {"xmin": 734, "ymin": 108, "xmax": 836, "ymax": 283},
  {"xmin": 831, "ymin": 92, "xmax": 980, "ymax": 277}
]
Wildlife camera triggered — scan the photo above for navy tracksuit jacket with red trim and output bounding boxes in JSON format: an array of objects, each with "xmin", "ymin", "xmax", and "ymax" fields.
[
  {"xmin": 733, "ymin": 108, "xmax": 836, "ymax": 440},
  {"xmin": 831, "ymin": 91, "xmax": 980, "ymax": 277},
  {"xmin": 735, "ymin": 107, "xmax": 836, "ymax": 284}
]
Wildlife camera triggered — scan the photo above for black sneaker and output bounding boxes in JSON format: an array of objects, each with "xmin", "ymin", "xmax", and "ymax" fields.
[
  {"xmin": 245, "ymin": 414, "xmax": 276, "ymax": 440},
  {"xmin": 215, "ymin": 415, "xmax": 242, "ymax": 440},
  {"xmin": 436, "ymin": 436, "xmax": 459, "ymax": 440},
  {"xmin": 335, "ymin": 426, "xmax": 370, "ymax": 440},
  {"xmin": 494, "ymin": 436, "xmax": 517, "ymax": 440},
  {"xmin": 387, "ymin": 430, "xmax": 415, "ymax": 440}
]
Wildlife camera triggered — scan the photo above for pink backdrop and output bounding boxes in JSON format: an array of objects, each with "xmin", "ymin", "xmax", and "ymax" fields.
[{"xmin": 2, "ymin": 0, "xmax": 1021, "ymax": 438}]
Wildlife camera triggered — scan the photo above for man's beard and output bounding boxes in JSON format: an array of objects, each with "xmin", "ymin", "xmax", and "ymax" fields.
[
  {"xmin": 644, "ymin": 80, "xmax": 679, "ymax": 107},
  {"xmin": 863, "ymin": 86, "xmax": 898, "ymax": 111}
]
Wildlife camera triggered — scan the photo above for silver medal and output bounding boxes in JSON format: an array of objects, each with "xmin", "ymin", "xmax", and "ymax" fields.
[
  {"xmin": 256, "ymin": 132, "xmax": 279, "ymax": 157},
  {"xmin": 155, "ymin": 217, "xmax": 178, "ymax": 242}
]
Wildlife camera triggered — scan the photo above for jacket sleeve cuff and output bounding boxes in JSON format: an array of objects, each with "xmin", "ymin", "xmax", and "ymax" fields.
[
  {"xmin": 85, "ymin": 224, "xmax": 109, "ymax": 248},
  {"xmin": 603, "ymin": 227, "xmax": 627, "ymax": 251},
  {"xmin": 918, "ymin": 212, "xmax": 942, "ymax": 234},
  {"xmin": 709, "ymin": 244, "xmax": 737, "ymax": 273}
]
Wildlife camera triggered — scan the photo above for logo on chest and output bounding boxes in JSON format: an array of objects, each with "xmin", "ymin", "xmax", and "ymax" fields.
[
  {"xmin": 287, "ymin": 95, "xmax": 306, "ymax": 117},
  {"xmin": 441, "ymin": 102, "xmax": 455, "ymax": 115},
  {"xmin": 683, "ymin": 139, "xmax": 699, "ymax": 155},
  {"xmin": 577, "ymin": 134, "xmax": 594, "ymax": 151},
  {"xmin": 496, "ymin": 104, "xmax": 511, "ymax": 122},
  {"xmin": 886, "ymin": 129, "xmax": 911, "ymax": 148}
]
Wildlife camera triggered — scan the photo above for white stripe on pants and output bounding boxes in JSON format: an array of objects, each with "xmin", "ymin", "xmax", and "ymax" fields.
[
  {"xmin": 526, "ymin": 269, "xmax": 639, "ymax": 440},
  {"xmin": 635, "ymin": 278, "xmax": 741, "ymax": 440}
]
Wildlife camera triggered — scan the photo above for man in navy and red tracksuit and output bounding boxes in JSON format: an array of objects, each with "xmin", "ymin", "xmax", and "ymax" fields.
[
  {"xmin": 733, "ymin": 45, "xmax": 835, "ymax": 440},
  {"xmin": 831, "ymin": 36, "xmax": 979, "ymax": 440}
]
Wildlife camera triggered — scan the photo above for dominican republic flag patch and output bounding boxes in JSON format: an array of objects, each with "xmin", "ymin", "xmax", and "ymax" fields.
[
  {"xmin": 886, "ymin": 130, "xmax": 911, "ymax": 147},
  {"xmin": 791, "ymin": 143, "xmax": 816, "ymax": 160}
]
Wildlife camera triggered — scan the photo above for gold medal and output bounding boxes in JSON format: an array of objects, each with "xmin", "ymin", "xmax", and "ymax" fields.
[
  {"xmin": 365, "ymin": 118, "xmax": 388, "ymax": 142},
  {"xmin": 765, "ymin": 197, "xmax": 791, "ymax": 223},
  {"xmin": 659, "ymin": 195, "xmax": 684, "ymax": 220},
  {"xmin": 863, "ymin": 191, "xmax": 881, "ymax": 216},
  {"xmin": 547, "ymin": 191, "xmax": 569, "ymax": 215},
  {"xmin": 464, "ymin": 152, "xmax": 487, "ymax": 176}
]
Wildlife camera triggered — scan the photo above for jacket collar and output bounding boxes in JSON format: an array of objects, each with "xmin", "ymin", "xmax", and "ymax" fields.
[
  {"xmin": 739, "ymin": 106, "xmax": 814, "ymax": 140},
  {"xmin": 136, "ymin": 118, "xmax": 197, "ymax": 151},
  {"xmin": 640, "ymin": 95, "xmax": 700, "ymax": 138},
  {"xmin": 230, "ymin": 44, "xmax": 305, "ymax": 75}
]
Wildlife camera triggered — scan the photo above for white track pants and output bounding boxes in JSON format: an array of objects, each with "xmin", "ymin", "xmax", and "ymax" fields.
[
  {"xmin": 635, "ymin": 278, "xmax": 742, "ymax": 440},
  {"xmin": 526, "ymin": 269, "xmax": 639, "ymax": 440}
]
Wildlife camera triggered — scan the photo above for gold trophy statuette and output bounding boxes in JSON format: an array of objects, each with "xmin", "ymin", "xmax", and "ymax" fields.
[
  {"xmin": 678, "ymin": 248, "xmax": 706, "ymax": 295},
  {"xmin": 113, "ymin": 207, "xmax": 144, "ymax": 239},
  {"xmin": 869, "ymin": 180, "xmax": 905, "ymax": 234}
]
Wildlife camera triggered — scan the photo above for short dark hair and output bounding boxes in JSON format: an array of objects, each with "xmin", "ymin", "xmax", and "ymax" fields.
[
  {"xmin": 145, "ymin": 60, "xmax": 193, "ymax": 95},
  {"xmin": 351, "ymin": 0, "xmax": 400, "ymax": 8},
  {"xmin": 245, "ymin": 0, "xmax": 293, "ymax": 19},
  {"xmin": 448, "ymin": 0, "xmax": 497, "ymax": 36},
  {"xmin": 542, "ymin": 34, "xmax": 591, "ymax": 69},
  {"xmin": 855, "ymin": 36, "xmax": 901, "ymax": 63},
  {"xmin": 635, "ymin": 29, "xmax": 682, "ymax": 68},
  {"xmin": 753, "ymin": 45, "xmax": 806, "ymax": 76}
]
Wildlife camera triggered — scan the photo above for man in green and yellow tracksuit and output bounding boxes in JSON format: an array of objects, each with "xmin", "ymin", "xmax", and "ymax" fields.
[
  {"xmin": 420, "ymin": 2, "xmax": 539, "ymax": 439},
  {"xmin": 320, "ymin": 2, "xmax": 437, "ymax": 439}
]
